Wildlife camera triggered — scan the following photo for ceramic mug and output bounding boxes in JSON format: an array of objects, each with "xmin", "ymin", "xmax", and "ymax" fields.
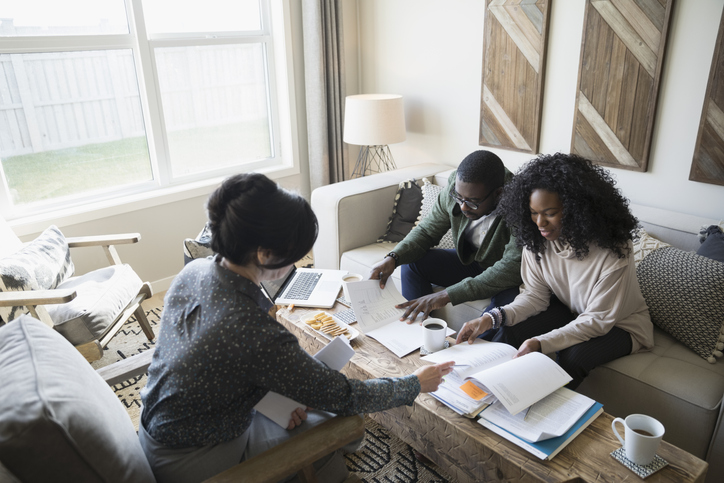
[
  {"xmin": 342, "ymin": 273, "xmax": 363, "ymax": 301},
  {"xmin": 422, "ymin": 318, "xmax": 447, "ymax": 352},
  {"xmin": 612, "ymin": 414, "xmax": 665, "ymax": 465}
]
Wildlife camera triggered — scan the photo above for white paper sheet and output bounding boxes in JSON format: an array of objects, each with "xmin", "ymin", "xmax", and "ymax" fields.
[
  {"xmin": 480, "ymin": 387, "xmax": 595, "ymax": 442},
  {"xmin": 346, "ymin": 280, "xmax": 455, "ymax": 357},
  {"xmin": 421, "ymin": 339, "xmax": 517, "ymax": 378},
  {"xmin": 346, "ymin": 280, "xmax": 407, "ymax": 332},
  {"xmin": 253, "ymin": 336, "xmax": 355, "ymax": 427}
]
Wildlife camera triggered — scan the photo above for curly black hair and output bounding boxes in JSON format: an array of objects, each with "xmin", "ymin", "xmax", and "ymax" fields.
[{"xmin": 498, "ymin": 153, "xmax": 639, "ymax": 260}]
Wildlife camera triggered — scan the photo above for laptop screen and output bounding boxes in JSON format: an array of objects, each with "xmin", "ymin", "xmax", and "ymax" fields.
[{"xmin": 259, "ymin": 266, "xmax": 296, "ymax": 302}]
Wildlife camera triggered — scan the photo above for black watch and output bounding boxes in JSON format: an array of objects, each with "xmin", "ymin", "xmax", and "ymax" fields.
[{"xmin": 386, "ymin": 251, "xmax": 400, "ymax": 267}]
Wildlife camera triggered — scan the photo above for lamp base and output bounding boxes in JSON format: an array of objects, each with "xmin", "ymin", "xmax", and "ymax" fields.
[{"xmin": 351, "ymin": 145, "xmax": 398, "ymax": 178}]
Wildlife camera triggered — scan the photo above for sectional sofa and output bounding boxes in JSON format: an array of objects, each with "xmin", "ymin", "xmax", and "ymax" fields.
[{"xmin": 311, "ymin": 163, "xmax": 724, "ymax": 482}]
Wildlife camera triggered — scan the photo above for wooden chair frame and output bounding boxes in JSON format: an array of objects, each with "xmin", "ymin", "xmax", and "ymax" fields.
[
  {"xmin": 0, "ymin": 233, "xmax": 154, "ymax": 362},
  {"xmin": 96, "ymin": 349, "xmax": 365, "ymax": 483}
]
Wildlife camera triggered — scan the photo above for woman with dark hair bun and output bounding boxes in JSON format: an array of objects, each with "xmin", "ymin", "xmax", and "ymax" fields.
[
  {"xmin": 139, "ymin": 173, "xmax": 454, "ymax": 483},
  {"xmin": 456, "ymin": 153, "xmax": 654, "ymax": 389}
]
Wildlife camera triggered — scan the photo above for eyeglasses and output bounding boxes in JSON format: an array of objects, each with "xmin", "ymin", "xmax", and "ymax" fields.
[{"xmin": 449, "ymin": 187, "xmax": 497, "ymax": 210}]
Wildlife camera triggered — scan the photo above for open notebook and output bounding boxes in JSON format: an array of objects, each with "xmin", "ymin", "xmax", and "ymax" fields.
[{"xmin": 260, "ymin": 267, "xmax": 347, "ymax": 308}]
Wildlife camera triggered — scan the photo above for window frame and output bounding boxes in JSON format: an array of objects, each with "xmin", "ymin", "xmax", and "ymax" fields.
[{"xmin": 0, "ymin": 0, "xmax": 300, "ymax": 229}]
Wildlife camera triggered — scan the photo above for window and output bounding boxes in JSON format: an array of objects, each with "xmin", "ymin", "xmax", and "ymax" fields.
[{"xmin": 0, "ymin": 0, "xmax": 296, "ymax": 219}]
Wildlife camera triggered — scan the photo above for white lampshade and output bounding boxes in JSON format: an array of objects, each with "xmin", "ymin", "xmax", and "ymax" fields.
[{"xmin": 343, "ymin": 94, "xmax": 406, "ymax": 146}]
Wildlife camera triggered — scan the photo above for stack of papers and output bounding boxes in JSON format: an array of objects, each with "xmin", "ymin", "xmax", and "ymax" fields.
[
  {"xmin": 478, "ymin": 388, "xmax": 603, "ymax": 460},
  {"xmin": 421, "ymin": 339, "xmax": 571, "ymax": 416},
  {"xmin": 345, "ymin": 280, "xmax": 455, "ymax": 357}
]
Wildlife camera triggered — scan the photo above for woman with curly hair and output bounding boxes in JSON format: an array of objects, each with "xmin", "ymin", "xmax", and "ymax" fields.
[{"xmin": 456, "ymin": 153, "xmax": 654, "ymax": 388}]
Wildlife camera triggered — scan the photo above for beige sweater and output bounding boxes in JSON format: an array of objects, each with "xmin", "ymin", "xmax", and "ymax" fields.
[{"xmin": 503, "ymin": 240, "xmax": 654, "ymax": 354}]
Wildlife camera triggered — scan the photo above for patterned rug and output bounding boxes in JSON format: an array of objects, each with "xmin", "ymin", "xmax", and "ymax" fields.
[{"xmin": 92, "ymin": 288, "xmax": 455, "ymax": 482}]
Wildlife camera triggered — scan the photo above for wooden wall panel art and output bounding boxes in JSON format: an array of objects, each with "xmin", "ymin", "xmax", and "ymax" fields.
[
  {"xmin": 690, "ymin": 11, "xmax": 724, "ymax": 187},
  {"xmin": 571, "ymin": 0, "xmax": 673, "ymax": 172},
  {"xmin": 479, "ymin": 0, "xmax": 551, "ymax": 154}
]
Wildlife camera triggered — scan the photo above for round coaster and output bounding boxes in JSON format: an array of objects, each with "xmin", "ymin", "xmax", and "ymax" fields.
[{"xmin": 420, "ymin": 340, "xmax": 450, "ymax": 355}]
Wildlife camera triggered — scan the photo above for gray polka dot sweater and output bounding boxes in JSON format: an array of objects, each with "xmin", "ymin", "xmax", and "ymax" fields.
[{"xmin": 140, "ymin": 256, "xmax": 420, "ymax": 448}]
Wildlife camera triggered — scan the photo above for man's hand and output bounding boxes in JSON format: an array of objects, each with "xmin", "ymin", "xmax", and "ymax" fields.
[
  {"xmin": 513, "ymin": 338, "xmax": 541, "ymax": 358},
  {"xmin": 455, "ymin": 314, "xmax": 494, "ymax": 344},
  {"xmin": 369, "ymin": 257, "xmax": 396, "ymax": 289},
  {"xmin": 397, "ymin": 291, "xmax": 451, "ymax": 323},
  {"xmin": 286, "ymin": 407, "xmax": 308, "ymax": 430},
  {"xmin": 413, "ymin": 361, "xmax": 455, "ymax": 393}
]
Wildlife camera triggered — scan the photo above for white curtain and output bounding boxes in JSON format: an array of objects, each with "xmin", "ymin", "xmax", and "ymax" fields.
[{"xmin": 302, "ymin": 0, "xmax": 348, "ymax": 190}]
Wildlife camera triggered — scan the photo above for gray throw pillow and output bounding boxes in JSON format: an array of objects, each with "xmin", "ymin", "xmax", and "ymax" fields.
[
  {"xmin": 0, "ymin": 226, "xmax": 74, "ymax": 324},
  {"xmin": 378, "ymin": 179, "xmax": 423, "ymax": 243},
  {"xmin": 0, "ymin": 316, "xmax": 155, "ymax": 482},
  {"xmin": 637, "ymin": 247, "xmax": 724, "ymax": 363},
  {"xmin": 47, "ymin": 264, "xmax": 143, "ymax": 345},
  {"xmin": 697, "ymin": 225, "xmax": 724, "ymax": 263}
]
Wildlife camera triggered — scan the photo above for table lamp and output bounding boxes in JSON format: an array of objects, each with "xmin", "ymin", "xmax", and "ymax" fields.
[{"xmin": 344, "ymin": 94, "xmax": 406, "ymax": 178}]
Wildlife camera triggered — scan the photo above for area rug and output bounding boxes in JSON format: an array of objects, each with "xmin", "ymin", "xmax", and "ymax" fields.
[{"xmin": 92, "ymin": 295, "xmax": 455, "ymax": 482}]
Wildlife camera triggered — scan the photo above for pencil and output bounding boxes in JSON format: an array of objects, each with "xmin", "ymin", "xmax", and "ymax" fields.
[{"xmin": 524, "ymin": 406, "xmax": 532, "ymax": 421}]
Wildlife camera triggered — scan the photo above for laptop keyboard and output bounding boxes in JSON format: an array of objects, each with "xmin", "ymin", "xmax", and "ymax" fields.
[{"xmin": 284, "ymin": 272, "xmax": 322, "ymax": 300}]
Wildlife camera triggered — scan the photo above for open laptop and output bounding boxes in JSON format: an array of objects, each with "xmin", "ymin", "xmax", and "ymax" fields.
[{"xmin": 260, "ymin": 267, "xmax": 347, "ymax": 308}]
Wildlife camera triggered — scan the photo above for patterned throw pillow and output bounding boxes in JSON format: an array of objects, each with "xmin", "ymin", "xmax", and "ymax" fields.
[
  {"xmin": 0, "ymin": 226, "xmax": 74, "ymax": 323},
  {"xmin": 378, "ymin": 179, "xmax": 423, "ymax": 243},
  {"xmin": 632, "ymin": 229, "xmax": 671, "ymax": 267},
  {"xmin": 419, "ymin": 178, "xmax": 455, "ymax": 250},
  {"xmin": 637, "ymin": 247, "xmax": 724, "ymax": 363}
]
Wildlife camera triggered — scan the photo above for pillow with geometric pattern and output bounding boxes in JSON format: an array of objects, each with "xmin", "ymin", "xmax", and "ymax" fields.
[
  {"xmin": 637, "ymin": 246, "xmax": 724, "ymax": 363},
  {"xmin": 632, "ymin": 229, "xmax": 671, "ymax": 267},
  {"xmin": 419, "ymin": 178, "xmax": 455, "ymax": 250},
  {"xmin": 0, "ymin": 225, "xmax": 74, "ymax": 324}
]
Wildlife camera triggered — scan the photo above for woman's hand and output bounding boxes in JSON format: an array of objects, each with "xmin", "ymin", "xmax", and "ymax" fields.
[
  {"xmin": 286, "ymin": 407, "xmax": 309, "ymax": 430},
  {"xmin": 414, "ymin": 361, "xmax": 455, "ymax": 393},
  {"xmin": 513, "ymin": 338, "xmax": 541, "ymax": 358},
  {"xmin": 455, "ymin": 314, "xmax": 494, "ymax": 344}
]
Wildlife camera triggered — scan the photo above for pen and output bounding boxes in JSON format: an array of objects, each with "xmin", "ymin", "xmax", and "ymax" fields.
[{"xmin": 524, "ymin": 406, "xmax": 532, "ymax": 421}]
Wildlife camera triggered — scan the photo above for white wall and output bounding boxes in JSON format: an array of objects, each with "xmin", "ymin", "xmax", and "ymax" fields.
[{"xmin": 352, "ymin": 0, "xmax": 724, "ymax": 221}]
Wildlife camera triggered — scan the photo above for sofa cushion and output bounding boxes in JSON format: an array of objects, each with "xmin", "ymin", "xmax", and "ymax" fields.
[
  {"xmin": 0, "ymin": 226, "xmax": 74, "ymax": 323},
  {"xmin": 698, "ymin": 224, "xmax": 724, "ymax": 263},
  {"xmin": 0, "ymin": 316, "xmax": 155, "ymax": 482},
  {"xmin": 420, "ymin": 179, "xmax": 455, "ymax": 250},
  {"xmin": 637, "ymin": 247, "xmax": 724, "ymax": 363},
  {"xmin": 47, "ymin": 264, "xmax": 143, "ymax": 345},
  {"xmin": 378, "ymin": 179, "xmax": 423, "ymax": 243},
  {"xmin": 577, "ymin": 326, "xmax": 724, "ymax": 458}
]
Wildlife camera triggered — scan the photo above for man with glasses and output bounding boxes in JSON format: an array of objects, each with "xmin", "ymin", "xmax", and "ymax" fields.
[{"xmin": 370, "ymin": 150, "xmax": 522, "ymax": 325}]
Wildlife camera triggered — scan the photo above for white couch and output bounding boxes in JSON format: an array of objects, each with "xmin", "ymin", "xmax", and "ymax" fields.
[{"xmin": 312, "ymin": 164, "xmax": 724, "ymax": 482}]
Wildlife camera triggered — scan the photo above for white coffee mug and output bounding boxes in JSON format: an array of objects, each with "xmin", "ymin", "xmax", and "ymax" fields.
[
  {"xmin": 342, "ymin": 273, "xmax": 363, "ymax": 301},
  {"xmin": 612, "ymin": 414, "xmax": 665, "ymax": 466},
  {"xmin": 422, "ymin": 318, "xmax": 447, "ymax": 352}
]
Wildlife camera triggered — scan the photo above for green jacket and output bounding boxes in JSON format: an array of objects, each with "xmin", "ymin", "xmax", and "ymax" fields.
[{"xmin": 392, "ymin": 170, "xmax": 522, "ymax": 306}]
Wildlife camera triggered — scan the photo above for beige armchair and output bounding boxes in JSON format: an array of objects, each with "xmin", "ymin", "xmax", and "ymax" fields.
[{"xmin": 0, "ymin": 218, "xmax": 153, "ymax": 362}]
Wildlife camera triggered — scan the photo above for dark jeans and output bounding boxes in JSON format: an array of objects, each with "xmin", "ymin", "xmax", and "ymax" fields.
[
  {"xmin": 401, "ymin": 247, "xmax": 520, "ymax": 312},
  {"xmin": 491, "ymin": 296, "xmax": 633, "ymax": 389}
]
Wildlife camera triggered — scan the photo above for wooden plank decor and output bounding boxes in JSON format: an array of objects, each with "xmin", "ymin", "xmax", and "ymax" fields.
[
  {"xmin": 690, "ymin": 11, "xmax": 724, "ymax": 186},
  {"xmin": 571, "ymin": 0, "xmax": 673, "ymax": 171},
  {"xmin": 479, "ymin": 0, "xmax": 551, "ymax": 154}
]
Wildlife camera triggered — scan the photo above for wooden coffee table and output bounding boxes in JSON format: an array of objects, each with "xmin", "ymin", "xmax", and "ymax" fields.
[{"xmin": 277, "ymin": 304, "xmax": 708, "ymax": 483}]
